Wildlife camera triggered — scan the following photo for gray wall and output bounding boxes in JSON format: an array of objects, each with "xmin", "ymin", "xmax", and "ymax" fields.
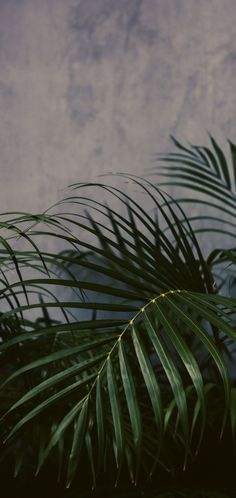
[{"xmin": 1, "ymin": 0, "xmax": 236, "ymax": 213}]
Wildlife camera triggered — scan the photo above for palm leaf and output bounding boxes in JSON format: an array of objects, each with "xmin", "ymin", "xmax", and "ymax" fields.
[
  {"xmin": 2, "ymin": 289, "xmax": 235, "ymax": 483},
  {"xmin": 0, "ymin": 179, "xmax": 235, "ymax": 488},
  {"xmin": 151, "ymin": 136, "xmax": 236, "ymax": 235}
]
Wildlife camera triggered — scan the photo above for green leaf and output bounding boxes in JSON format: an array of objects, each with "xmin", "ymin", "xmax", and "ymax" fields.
[
  {"xmin": 209, "ymin": 135, "xmax": 231, "ymax": 189},
  {"xmin": 118, "ymin": 341, "xmax": 142, "ymax": 456},
  {"xmin": 96, "ymin": 375, "xmax": 106, "ymax": 473},
  {"xmin": 4, "ymin": 374, "xmax": 96, "ymax": 440},
  {"xmin": 36, "ymin": 397, "xmax": 87, "ymax": 474},
  {"xmin": 131, "ymin": 324, "xmax": 163, "ymax": 438},
  {"xmin": 143, "ymin": 307, "xmax": 189, "ymax": 449},
  {"xmin": 107, "ymin": 357, "xmax": 124, "ymax": 470},
  {"xmin": 152, "ymin": 299, "xmax": 206, "ymax": 447},
  {"xmin": 66, "ymin": 397, "xmax": 89, "ymax": 487}
]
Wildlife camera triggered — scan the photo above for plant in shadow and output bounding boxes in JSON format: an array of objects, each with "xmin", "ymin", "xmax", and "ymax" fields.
[{"xmin": 0, "ymin": 142, "xmax": 236, "ymax": 497}]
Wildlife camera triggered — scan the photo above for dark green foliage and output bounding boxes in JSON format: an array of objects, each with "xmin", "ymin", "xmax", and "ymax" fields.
[{"xmin": 0, "ymin": 139, "xmax": 236, "ymax": 497}]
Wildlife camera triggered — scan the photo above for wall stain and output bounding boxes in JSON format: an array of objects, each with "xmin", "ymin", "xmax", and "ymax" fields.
[
  {"xmin": 66, "ymin": 81, "xmax": 97, "ymax": 127},
  {"xmin": 69, "ymin": 0, "xmax": 159, "ymax": 60},
  {"xmin": 66, "ymin": 0, "xmax": 159, "ymax": 129}
]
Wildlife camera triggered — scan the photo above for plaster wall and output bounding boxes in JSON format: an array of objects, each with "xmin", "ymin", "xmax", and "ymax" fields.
[{"xmin": 0, "ymin": 0, "xmax": 235, "ymax": 215}]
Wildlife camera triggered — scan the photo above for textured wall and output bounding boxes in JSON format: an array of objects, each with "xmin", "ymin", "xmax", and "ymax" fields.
[{"xmin": 1, "ymin": 0, "xmax": 236, "ymax": 213}]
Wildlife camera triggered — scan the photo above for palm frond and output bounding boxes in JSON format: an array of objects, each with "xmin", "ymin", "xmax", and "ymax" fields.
[
  {"xmin": 0, "ymin": 179, "xmax": 235, "ymax": 489},
  {"xmin": 150, "ymin": 136, "xmax": 236, "ymax": 236}
]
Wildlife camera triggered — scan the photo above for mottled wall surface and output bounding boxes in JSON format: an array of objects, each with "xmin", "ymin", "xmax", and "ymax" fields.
[{"xmin": 1, "ymin": 0, "xmax": 236, "ymax": 212}]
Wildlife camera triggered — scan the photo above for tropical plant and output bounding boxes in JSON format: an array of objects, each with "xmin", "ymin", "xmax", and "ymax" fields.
[{"xmin": 0, "ymin": 139, "xmax": 236, "ymax": 498}]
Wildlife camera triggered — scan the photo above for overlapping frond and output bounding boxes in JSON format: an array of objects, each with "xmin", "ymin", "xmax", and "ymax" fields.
[
  {"xmin": 0, "ymin": 180, "xmax": 235, "ymax": 489},
  {"xmin": 150, "ymin": 136, "xmax": 236, "ymax": 238}
]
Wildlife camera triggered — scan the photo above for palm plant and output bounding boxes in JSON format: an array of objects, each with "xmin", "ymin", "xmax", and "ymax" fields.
[{"xmin": 0, "ymin": 140, "xmax": 236, "ymax": 497}]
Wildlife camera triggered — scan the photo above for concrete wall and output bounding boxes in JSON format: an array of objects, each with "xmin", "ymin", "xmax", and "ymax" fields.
[{"xmin": 0, "ymin": 0, "xmax": 236, "ymax": 213}]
